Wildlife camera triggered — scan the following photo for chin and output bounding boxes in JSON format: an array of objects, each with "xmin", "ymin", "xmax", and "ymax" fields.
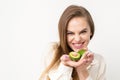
[{"xmin": 73, "ymin": 49, "xmax": 80, "ymax": 52}]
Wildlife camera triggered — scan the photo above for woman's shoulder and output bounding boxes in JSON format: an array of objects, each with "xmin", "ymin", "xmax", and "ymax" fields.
[
  {"xmin": 43, "ymin": 41, "xmax": 60, "ymax": 57},
  {"xmin": 89, "ymin": 50, "xmax": 105, "ymax": 62},
  {"xmin": 46, "ymin": 42, "xmax": 59, "ymax": 51},
  {"xmin": 49, "ymin": 42, "xmax": 59, "ymax": 48},
  {"xmin": 93, "ymin": 52, "xmax": 106, "ymax": 65},
  {"xmin": 41, "ymin": 42, "xmax": 59, "ymax": 67},
  {"xmin": 94, "ymin": 53, "xmax": 104, "ymax": 60}
]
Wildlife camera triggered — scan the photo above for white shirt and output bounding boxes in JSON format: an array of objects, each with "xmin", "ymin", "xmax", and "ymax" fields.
[{"xmin": 40, "ymin": 42, "xmax": 106, "ymax": 80}]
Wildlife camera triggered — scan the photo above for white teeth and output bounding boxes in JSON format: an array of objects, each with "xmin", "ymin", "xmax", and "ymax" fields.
[{"xmin": 74, "ymin": 44, "xmax": 82, "ymax": 46}]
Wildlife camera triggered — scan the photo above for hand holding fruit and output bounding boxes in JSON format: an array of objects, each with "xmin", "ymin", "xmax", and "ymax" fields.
[{"xmin": 60, "ymin": 49, "xmax": 94, "ymax": 68}]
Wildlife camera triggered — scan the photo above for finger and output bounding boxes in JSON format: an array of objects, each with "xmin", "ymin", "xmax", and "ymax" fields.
[
  {"xmin": 82, "ymin": 53, "xmax": 94, "ymax": 66},
  {"xmin": 87, "ymin": 53, "xmax": 94, "ymax": 60},
  {"xmin": 85, "ymin": 54, "xmax": 94, "ymax": 66},
  {"xmin": 60, "ymin": 55, "xmax": 69, "ymax": 61},
  {"xmin": 80, "ymin": 51, "xmax": 89, "ymax": 59},
  {"xmin": 73, "ymin": 59, "xmax": 88, "ymax": 67}
]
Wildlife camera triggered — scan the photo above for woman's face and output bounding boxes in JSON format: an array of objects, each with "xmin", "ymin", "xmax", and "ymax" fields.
[{"xmin": 67, "ymin": 17, "xmax": 92, "ymax": 52}]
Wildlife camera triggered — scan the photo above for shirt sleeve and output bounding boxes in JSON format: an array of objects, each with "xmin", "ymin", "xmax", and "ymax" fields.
[
  {"xmin": 86, "ymin": 53, "xmax": 106, "ymax": 80},
  {"xmin": 48, "ymin": 63, "xmax": 95, "ymax": 80},
  {"xmin": 48, "ymin": 63, "xmax": 73, "ymax": 80},
  {"xmin": 97, "ymin": 55, "xmax": 106, "ymax": 80}
]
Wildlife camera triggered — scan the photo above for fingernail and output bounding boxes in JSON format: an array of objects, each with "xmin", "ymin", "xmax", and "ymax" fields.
[{"xmin": 65, "ymin": 55, "xmax": 68, "ymax": 58}]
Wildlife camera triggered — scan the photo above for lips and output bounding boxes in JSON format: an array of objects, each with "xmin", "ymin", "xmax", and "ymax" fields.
[{"xmin": 72, "ymin": 42, "xmax": 84, "ymax": 49}]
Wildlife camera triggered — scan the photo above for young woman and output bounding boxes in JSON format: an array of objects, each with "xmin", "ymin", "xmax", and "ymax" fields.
[{"xmin": 39, "ymin": 5, "xmax": 106, "ymax": 80}]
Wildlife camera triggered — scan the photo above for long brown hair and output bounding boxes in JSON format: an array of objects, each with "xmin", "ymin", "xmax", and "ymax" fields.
[{"xmin": 39, "ymin": 5, "xmax": 95, "ymax": 80}]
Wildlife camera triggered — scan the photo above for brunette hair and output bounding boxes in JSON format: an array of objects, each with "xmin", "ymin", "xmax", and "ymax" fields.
[{"xmin": 39, "ymin": 5, "xmax": 95, "ymax": 80}]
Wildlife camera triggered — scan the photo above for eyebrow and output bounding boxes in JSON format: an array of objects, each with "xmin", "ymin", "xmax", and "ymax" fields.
[
  {"xmin": 67, "ymin": 27, "xmax": 88, "ymax": 32},
  {"xmin": 81, "ymin": 28, "xmax": 88, "ymax": 31}
]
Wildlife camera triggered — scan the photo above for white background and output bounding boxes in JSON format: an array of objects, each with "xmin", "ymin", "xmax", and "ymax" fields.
[{"xmin": 0, "ymin": 0, "xmax": 120, "ymax": 80}]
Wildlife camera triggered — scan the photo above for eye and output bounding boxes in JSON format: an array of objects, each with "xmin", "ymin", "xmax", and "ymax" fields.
[
  {"xmin": 81, "ymin": 30, "xmax": 87, "ymax": 34},
  {"xmin": 67, "ymin": 31, "xmax": 74, "ymax": 35}
]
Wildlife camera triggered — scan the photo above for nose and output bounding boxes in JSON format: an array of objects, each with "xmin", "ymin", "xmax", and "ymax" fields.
[{"xmin": 74, "ymin": 34, "xmax": 81, "ymax": 42}]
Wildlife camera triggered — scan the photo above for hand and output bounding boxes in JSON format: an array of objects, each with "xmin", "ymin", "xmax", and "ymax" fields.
[
  {"xmin": 60, "ymin": 51, "xmax": 94, "ymax": 71},
  {"xmin": 75, "ymin": 51, "xmax": 94, "ymax": 71}
]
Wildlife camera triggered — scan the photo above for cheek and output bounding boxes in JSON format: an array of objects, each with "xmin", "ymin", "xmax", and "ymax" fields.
[
  {"xmin": 67, "ymin": 36, "xmax": 73, "ymax": 42},
  {"xmin": 82, "ymin": 34, "xmax": 91, "ymax": 41},
  {"xmin": 85, "ymin": 35, "xmax": 91, "ymax": 44}
]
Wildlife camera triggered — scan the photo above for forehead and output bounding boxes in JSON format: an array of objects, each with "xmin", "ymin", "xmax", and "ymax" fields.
[{"xmin": 67, "ymin": 17, "xmax": 90, "ymax": 30}]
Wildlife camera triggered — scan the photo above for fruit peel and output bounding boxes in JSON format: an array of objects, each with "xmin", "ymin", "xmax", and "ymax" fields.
[{"xmin": 78, "ymin": 49, "xmax": 86, "ymax": 56}]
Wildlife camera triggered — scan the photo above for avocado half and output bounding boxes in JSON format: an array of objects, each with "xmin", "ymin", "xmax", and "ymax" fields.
[
  {"xmin": 69, "ymin": 52, "xmax": 81, "ymax": 61},
  {"xmin": 69, "ymin": 49, "xmax": 86, "ymax": 61},
  {"xmin": 78, "ymin": 49, "xmax": 86, "ymax": 56}
]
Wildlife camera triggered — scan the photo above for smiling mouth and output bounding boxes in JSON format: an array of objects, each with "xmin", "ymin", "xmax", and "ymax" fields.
[{"xmin": 73, "ymin": 42, "xmax": 84, "ymax": 49}]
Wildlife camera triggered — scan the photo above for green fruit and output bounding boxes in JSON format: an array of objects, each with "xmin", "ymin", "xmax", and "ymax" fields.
[
  {"xmin": 69, "ymin": 52, "xmax": 81, "ymax": 61},
  {"xmin": 78, "ymin": 49, "xmax": 86, "ymax": 56}
]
